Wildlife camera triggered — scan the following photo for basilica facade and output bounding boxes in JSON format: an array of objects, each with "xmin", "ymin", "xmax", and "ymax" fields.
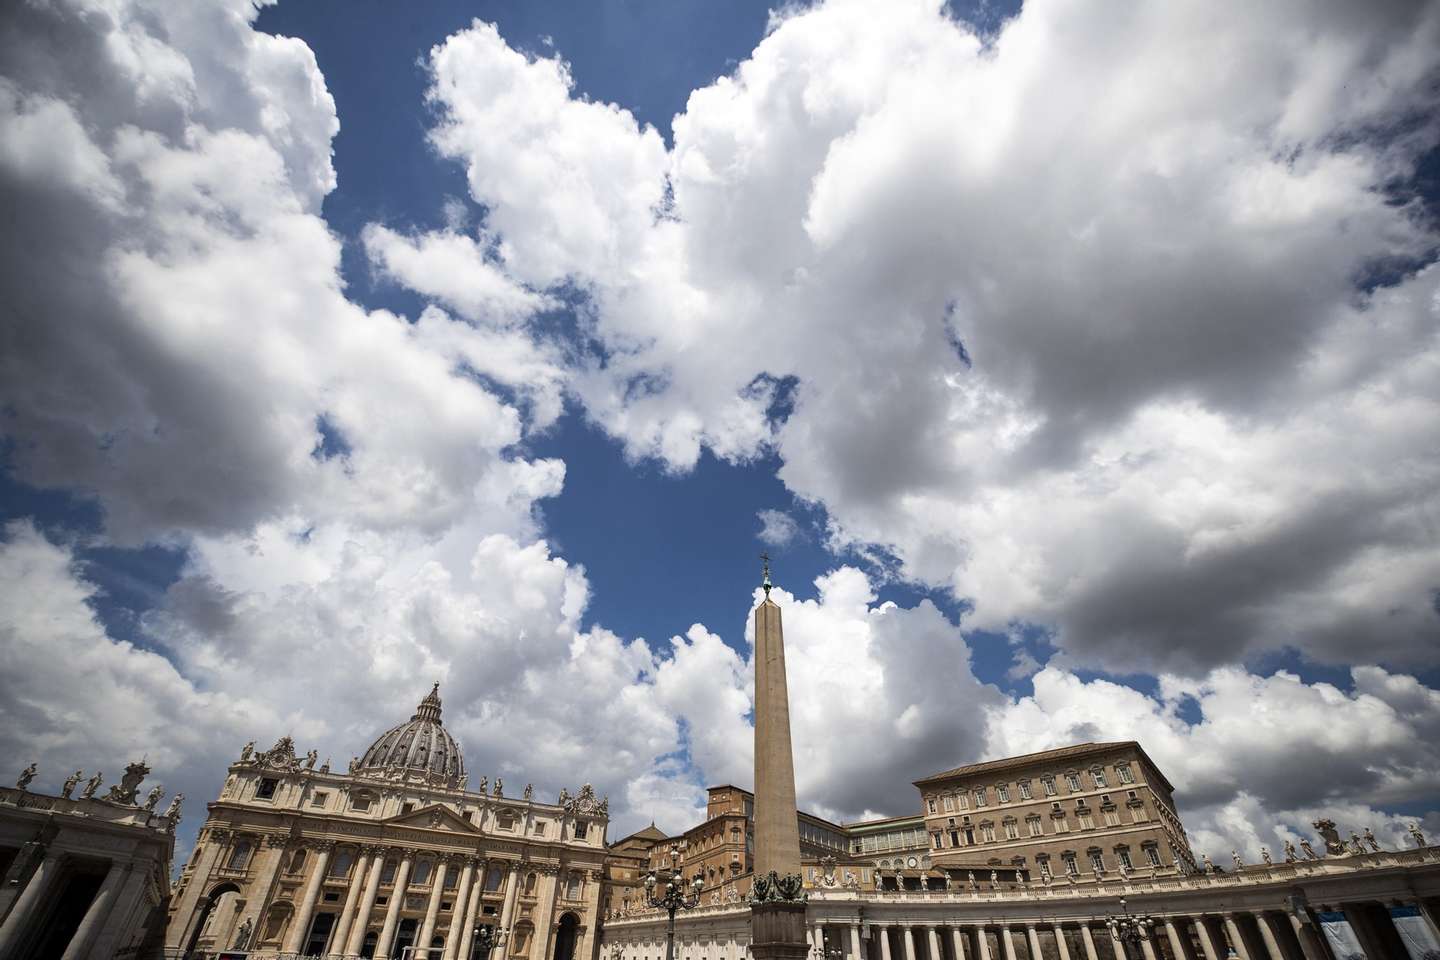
[{"xmin": 165, "ymin": 686, "xmax": 608, "ymax": 960}]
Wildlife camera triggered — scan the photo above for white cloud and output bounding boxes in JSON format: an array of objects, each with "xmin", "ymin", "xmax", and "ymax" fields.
[{"xmin": 756, "ymin": 509, "xmax": 802, "ymax": 547}]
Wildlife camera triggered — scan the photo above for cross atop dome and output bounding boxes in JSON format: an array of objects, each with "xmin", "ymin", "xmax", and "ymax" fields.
[{"xmin": 414, "ymin": 681, "xmax": 443, "ymax": 722}]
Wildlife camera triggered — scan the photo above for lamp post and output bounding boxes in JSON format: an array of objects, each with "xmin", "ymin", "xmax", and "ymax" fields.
[
  {"xmin": 643, "ymin": 846, "xmax": 705, "ymax": 960},
  {"xmin": 474, "ymin": 924, "xmax": 508, "ymax": 960},
  {"xmin": 1104, "ymin": 898, "xmax": 1155, "ymax": 960}
]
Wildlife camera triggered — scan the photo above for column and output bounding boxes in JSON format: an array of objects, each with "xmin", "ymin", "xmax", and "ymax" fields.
[
  {"xmin": 928, "ymin": 927, "xmax": 942, "ymax": 960},
  {"xmin": 1000, "ymin": 928, "xmax": 1017, "ymax": 960},
  {"xmin": 1221, "ymin": 915, "xmax": 1251, "ymax": 960},
  {"xmin": 1078, "ymin": 926, "xmax": 1099, "ymax": 960},
  {"xmin": 1139, "ymin": 934, "xmax": 1158, "ymax": 960},
  {"xmin": 1025, "ymin": 927, "xmax": 1042, "ymax": 960},
  {"xmin": 59, "ymin": 860, "xmax": 132, "ymax": 960},
  {"xmin": 1254, "ymin": 915, "xmax": 1286, "ymax": 960},
  {"xmin": 530, "ymin": 870, "xmax": 559, "ymax": 960},
  {"xmin": 499, "ymin": 864, "xmax": 522, "ymax": 931},
  {"xmin": 950, "ymin": 925, "xmax": 969, "ymax": 960},
  {"xmin": 1192, "ymin": 919, "xmax": 1221, "ymax": 960},
  {"xmin": 806, "ymin": 925, "xmax": 816, "ymax": 957},
  {"xmin": 903, "ymin": 926, "xmax": 917, "ymax": 960},
  {"xmin": 1107, "ymin": 925, "xmax": 1124, "ymax": 960},
  {"xmin": 86, "ymin": 863, "xmax": 151, "ymax": 960},
  {"xmin": 1050, "ymin": 926, "xmax": 1071, "ymax": 960},
  {"xmin": 1162, "ymin": 921, "xmax": 1187, "ymax": 960},
  {"xmin": 1286, "ymin": 915, "xmax": 1325, "ymax": 960},
  {"xmin": 851, "ymin": 924, "xmax": 864, "ymax": 960},
  {"xmin": 286, "ymin": 844, "xmax": 334, "ymax": 954},
  {"xmin": 377, "ymin": 852, "xmax": 415, "ymax": 958},
  {"xmin": 166, "ymin": 834, "xmax": 225, "ymax": 954},
  {"xmin": 443, "ymin": 859, "xmax": 477, "ymax": 960},
  {"xmin": 419, "ymin": 859, "xmax": 451, "ymax": 958},
  {"xmin": 0, "ymin": 848, "xmax": 63, "ymax": 960},
  {"xmin": 345, "ymin": 851, "xmax": 387, "ymax": 956},
  {"xmin": 457, "ymin": 864, "xmax": 488, "ymax": 960},
  {"xmin": 879, "ymin": 926, "xmax": 893, "ymax": 960},
  {"xmin": 973, "ymin": 926, "xmax": 991, "ymax": 960},
  {"xmin": 332, "ymin": 850, "xmax": 374, "ymax": 957}
]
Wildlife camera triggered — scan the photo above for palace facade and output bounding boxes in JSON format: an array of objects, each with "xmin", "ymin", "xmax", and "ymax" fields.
[{"xmin": 165, "ymin": 686, "xmax": 608, "ymax": 960}]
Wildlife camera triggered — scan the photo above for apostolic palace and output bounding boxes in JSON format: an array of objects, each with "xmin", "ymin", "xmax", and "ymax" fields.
[{"xmin": 2, "ymin": 599, "xmax": 1438, "ymax": 960}]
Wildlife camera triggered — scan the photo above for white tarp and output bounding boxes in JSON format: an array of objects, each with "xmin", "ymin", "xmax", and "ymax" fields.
[
  {"xmin": 1390, "ymin": 905, "xmax": 1440, "ymax": 960},
  {"xmin": 1317, "ymin": 911, "xmax": 1367, "ymax": 960}
]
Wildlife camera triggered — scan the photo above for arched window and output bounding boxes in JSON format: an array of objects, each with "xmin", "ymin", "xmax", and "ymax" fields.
[
  {"xmin": 329, "ymin": 850, "xmax": 355, "ymax": 878},
  {"xmin": 287, "ymin": 848, "xmax": 307, "ymax": 875},
  {"xmin": 381, "ymin": 859, "xmax": 398, "ymax": 884},
  {"xmin": 565, "ymin": 872, "xmax": 582, "ymax": 900},
  {"xmin": 261, "ymin": 902, "xmax": 293, "ymax": 944},
  {"xmin": 524, "ymin": 872, "xmax": 537, "ymax": 895},
  {"xmin": 484, "ymin": 869, "xmax": 503, "ymax": 891},
  {"xmin": 412, "ymin": 860, "xmax": 432, "ymax": 885},
  {"xmin": 226, "ymin": 839, "xmax": 253, "ymax": 870}
]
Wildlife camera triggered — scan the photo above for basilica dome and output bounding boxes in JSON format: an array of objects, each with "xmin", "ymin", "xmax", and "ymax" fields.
[{"xmin": 358, "ymin": 683, "xmax": 465, "ymax": 785}]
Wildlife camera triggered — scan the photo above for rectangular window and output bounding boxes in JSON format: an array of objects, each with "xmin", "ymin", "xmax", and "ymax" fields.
[
  {"xmin": 956, "ymin": 794, "xmax": 968, "ymax": 811},
  {"xmin": 351, "ymin": 794, "xmax": 372, "ymax": 812},
  {"xmin": 1028, "ymin": 818, "xmax": 1043, "ymax": 837},
  {"xmin": 1090, "ymin": 852, "xmax": 1105, "ymax": 872},
  {"xmin": 996, "ymin": 785, "xmax": 1010, "ymax": 803},
  {"xmin": 1037, "ymin": 859, "xmax": 1051, "ymax": 879},
  {"xmin": 575, "ymin": 821, "xmax": 588, "ymax": 839},
  {"xmin": 311, "ymin": 791, "xmax": 329, "ymax": 807},
  {"xmin": 1062, "ymin": 853, "xmax": 1078, "ymax": 875},
  {"xmin": 950, "ymin": 830, "xmax": 960, "ymax": 847},
  {"xmin": 1079, "ymin": 813, "xmax": 1096, "ymax": 830},
  {"xmin": 974, "ymin": 789, "xmax": 987, "ymax": 807},
  {"xmin": 533, "ymin": 820, "xmax": 547, "ymax": 836},
  {"xmin": 927, "ymin": 798, "xmax": 937, "ymax": 814},
  {"xmin": 1117, "ymin": 766, "xmax": 1134, "ymax": 785},
  {"xmin": 381, "ymin": 860, "xmax": 397, "ymax": 884},
  {"xmin": 981, "ymin": 824, "xmax": 996, "ymax": 843},
  {"xmin": 402, "ymin": 802, "xmax": 414, "ymax": 814},
  {"xmin": 1104, "ymin": 810, "xmax": 1120, "ymax": 827},
  {"xmin": 1042, "ymin": 777, "xmax": 1057, "ymax": 797},
  {"xmin": 1092, "ymin": 769, "xmax": 1108, "ymax": 788},
  {"xmin": 1144, "ymin": 847, "xmax": 1162, "ymax": 867},
  {"xmin": 1017, "ymin": 781, "xmax": 1032, "ymax": 800},
  {"xmin": 1066, "ymin": 773, "xmax": 1082, "ymax": 792},
  {"xmin": 942, "ymin": 795, "xmax": 955, "ymax": 812},
  {"xmin": 1055, "ymin": 817, "xmax": 1069, "ymax": 834},
  {"xmin": 932, "ymin": 832, "xmax": 942, "ymax": 849},
  {"xmin": 1117, "ymin": 849, "xmax": 1133, "ymax": 870},
  {"xmin": 1004, "ymin": 821, "xmax": 1019, "ymax": 840},
  {"xmin": 256, "ymin": 778, "xmax": 278, "ymax": 800}
]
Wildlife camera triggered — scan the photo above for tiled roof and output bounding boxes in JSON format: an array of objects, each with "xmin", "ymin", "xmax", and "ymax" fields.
[{"xmin": 913, "ymin": 741, "xmax": 1136, "ymax": 786}]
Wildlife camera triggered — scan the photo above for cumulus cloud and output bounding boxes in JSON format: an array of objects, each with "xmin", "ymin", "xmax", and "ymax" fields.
[
  {"xmin": 423, "ymin": 0, "xmax": 1440, "ymax": 673},
  {"xmin": 756, "ymin": 509, "xmax": 802, "ymax": 547}
]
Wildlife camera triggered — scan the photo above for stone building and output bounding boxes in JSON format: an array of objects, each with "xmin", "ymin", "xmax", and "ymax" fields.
[
  {"xmin": 0, "ymin": 760, "xmax": 176, "ymax": 960},
  {"xmin": 165, "ymin": 685, "xmax": 608, "ymax": 960},
  {"xmin": 915, "ymin": 742, "xmax": 1197, "ymax": 885}
]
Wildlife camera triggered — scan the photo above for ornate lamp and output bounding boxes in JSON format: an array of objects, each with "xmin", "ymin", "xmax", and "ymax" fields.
[{"xmin": 644, "ymin": 846, "xmax": 704, "ymax": 960}]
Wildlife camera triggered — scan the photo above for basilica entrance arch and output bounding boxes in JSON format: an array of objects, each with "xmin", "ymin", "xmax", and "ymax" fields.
[{"xmin": 553, "ymin": 912, "xmax": 581, "ymax": 960}]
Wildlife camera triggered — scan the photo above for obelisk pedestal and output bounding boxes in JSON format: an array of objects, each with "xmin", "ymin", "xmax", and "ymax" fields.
[{"xmin": 750, "ymin": 563, "xmax": 808, "ymax": 960}]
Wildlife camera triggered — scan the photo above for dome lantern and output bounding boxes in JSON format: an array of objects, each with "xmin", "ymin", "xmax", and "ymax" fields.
[{"xmin": 357, "ymin": 683, "xmax": 464, "ymax": 786}]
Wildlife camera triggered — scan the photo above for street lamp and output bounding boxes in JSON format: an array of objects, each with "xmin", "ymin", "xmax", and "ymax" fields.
[
  {"xmin": 1105, "ymin": 898, "xmax": 1155, "ymax": 960},
  {"xmin": 472, "ymin": 924, "xmax": 508, "ymax": 960},
  {"xmin": 643, "ymin": 846, "xmax": 705, "ymax": 960}
]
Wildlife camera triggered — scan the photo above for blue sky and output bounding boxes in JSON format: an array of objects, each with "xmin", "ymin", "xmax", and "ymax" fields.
[{"xmin": 2, "ymin": 0, "xmax": 1439, "ymax": 862}]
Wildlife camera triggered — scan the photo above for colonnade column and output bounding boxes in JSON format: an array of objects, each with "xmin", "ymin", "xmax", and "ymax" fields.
[
  {"xmin": 1139, "ymin": 933, "xmax": 1159, "ymax": 960},
  {"xmin": 878, "ymin": 925, "xmax": 893, "ymax": 960},
  {"xmin": 851, "ymin": 923, "xmax": 863, "ymax": 960},
  {"xmin": 1161, "ymin": 921, "xmax": 1189, "ymax": 960},
  {"xmin": 1221, "ymin": 915, "xmax": 1251, "ymax": 960},
  {"xmin": 1255, "ymin": 915, "xmax": 1287, "ymax": 960},
  {"xmin": 458, "ymin": 860, "xmax": 489, "ymax": 960},
  {"xmin": 87, "ymin": 863, "xmax": 151, "ymax": 960},
  {"xmin": 345, "ymin": 849, "xmax": 387, "ymax": 956},
  {"xmin": 0, "ymin": 849, "xmax": 64, "ymax": 960},
  {"xmin": 419, "ymin": 859, "xmax": 451, "ymax": 958},
  {"xmin": 58, "ymin": 860, "xmax": 132, "ymax": 960},
  {"xmin": 1286, "ymin": 915, "xmax": 1325, "ymax": 960},
  {"xmin": 949, "ymin": 925, "xmax": 969, "ymax": 960},
  {"xmin": 1077, "ymin": 925, "xmax": 1099, "ymax": 960},
  {"xmin": 332, "ymin": 850, "xmax": 374, "ymax": 957},
  {"xmin": 443, "ymin": 858, "xmax": 477, "ymax": 960},
  {"xmin": 1050, "ymin": 925, "xmax": 1071, "ymax": 960},
  {"xmin": 1001, "ymin": 928, "xmax": 1018, "ymax": 960},
  {"xmin": 377, "ymin": 852, "xmax": 416, "ymax": 957},
  {"xmin": 972, "ymin": 926, "xmax": 991, "ymax": 960},
  {"xmin": 927, "ymin": 926, "xmax": 942, "ymax": 960},
  {"xmin": 902, "ymin": 925, "xmax": 917, "ymax": 960},
  {"xmin": 1025, "ymin": 927, "xmax": 1042, "ymax": 960},
  {"xmin": 285, "ymin": 843, "xmax": 333, "ymax": 954}
]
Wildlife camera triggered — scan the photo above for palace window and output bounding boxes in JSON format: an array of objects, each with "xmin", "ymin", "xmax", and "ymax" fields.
[
  {"xmin": 484, "ymin": 870, "xmax": 503, "ymax": 891},
  {"xmin": 1144, "ymin": 846, "xmax": 1162, "ymax": 867},
  {"xmin": 996, "ymin": 785, "xmax": 1010, "ymax": 803},
  {"xmin": 981, "ymin": 824, "xmax": 996, "ymax": 843},
  {"xmin": 1027, "ymin": 817, "xmax": 1043, "ymax": 837},
  {"xmin": 1131, "ymin": 805, "xmax": 1149, "ymax": 824},
  {"xmin": 932, "ymin": 832, "xmax": 942, "ymax": 849},
  {"xmin": 1017, "ymin": 781, "xmax": 1032, "ymax": 800},
  {"xmin": 974, "ymin": 789, "xmax": 987, "ymax": 807},
  {"xmin": 533, "ymin": 820, "xmax": 547, "ymax": 836},
  {"xmin": 1041, "ymin": 776, "xmax": 1057, "ymax": 797},
  {"xmin": 942, "ymin": 795, "xmax": 955, "ymax": 813},
  {"xmin": 566, "ymin": 873, "xmax": 582, "ymax": 899},
  {"xmin": 1078, "ymin": 812, "xmax": 1096, "ymax": 830},
  {"xmin": 927, "ymin": 798, "xmax": 937, "ymax": 814},
  {"xmin": 956, "ymin": 794, "xmax": 968, "ymax": 811},
  {"xmin": 1089, "ymin": 851, "xmax": 1105, "ymax": 872},
  {"xmin": 1036, "ymin": 857, "xmax": 1051, "ymax": 879},
  {"xmin": 1091, "ymin": 767, "xmax": 1108, "ymax": 788},
  {"xmin": 1065, "ymin": 773, "xmax": 1082, "ymax": 792},
  {"xmin": 1117, "ymin": 848, "xmax": 1133, "ymax": 870},
  {"xmin": 497, "ymin": 811, "xmax": 517, "ymax": 830},
  {"xmin": 381, "ymin": 860, "xmax": 398, "ymax": 884},
  {"xmin": 351, "ymin": 792, "xmax": 374, "ymax": 812},
  {"xmin": 329, "ymin": 851, "xmax": 355, "ymax": 878},
  {"xmin": 1062, "ymin": 853, "xmax": 1078, "ymax": 875},
  {"xmin": 575, "ymin": 821, "xmax": 588, "ymax": 840},
  {"xmin": 413, "ymin": 861, "xmax": 432, "ymax": 885},
  {"xmin": 227, "ymin": 839, "xmax": 253, "ymax": 870},
  {"xmin": 256, "ymin": 778, "xmax": 278, "ymax": 801},
  {"xmin": 950, "ymin": 831, "xmax": 960, "ymax": 847},
  {"xmin": 1104, "ymin": 810, "xmax": 1120, "ymax": 827},
  {"xmin": 1116, "ymin": 764, "xmax": 1134, "ymax": 785},
  {"xmin": 287, "ymin": 849, "xmax": 307, "ymax": 874},
  {"xmin": 1003, "ymin": 820, "xmax": 1019, "ymax": 840}
]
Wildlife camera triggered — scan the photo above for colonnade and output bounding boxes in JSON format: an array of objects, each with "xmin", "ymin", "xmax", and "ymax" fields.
[{"xmin": 0, "ymin": 848, "xmax": 158, "ymax": 960}]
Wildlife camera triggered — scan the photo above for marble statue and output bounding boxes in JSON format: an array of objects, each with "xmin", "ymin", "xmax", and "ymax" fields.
[
  {"xmin": 1232, "ymin": 850, "xmax": 1244, "ymax": 871},
  {"xmin": 1283, "ymin": 840, "xmax": 1297, "ymax": 863},
  {"xmin": 320, "ymin": 757, "xmax": 331, "ymax": 774},
  {"xmin": 1362, "ymin": 827, "xmax": 1380, "ymax": 853},
  {"xmin": 348, "ymin": 757, "xmax": 359, "ymax": 774},
  {"xmin": 1202, "ymin": 854, "xmax": 1216, "ymax": 874},
  {"xmin": 1313, "ymin": 819, "xmax": 1345, "ymax": 856},
  {"xmin": 304, "ymin": 750, "xmax": 318, "ymax": 769},
  {"xmin": 81, "ymin": 772, "xmax": 103, "ymax": 799},
  {"xmin": 240, "ymin": 741, "xmax": 255, "ymax": 761},
  {"xmin": 105, "ymin": 760, "xmax": 150, "ymax": 805},
  {"xmin": 61, "ymin": 770, "xmax": 83, "ymax": 799},
  {"xmin": 1347, "ymin": 832, "xmax": 1366, "ymax": 856},
  {"xmin": 1410, "ymin": 823, "xmax": 1427, "ymax": 848},
  {"xmin": 165, "ymin": 793, "xmax": 184, "ymax": 821},
  {"xmin": 232, "ymin": 917, "xmax": 253, "ymax": 950},
  {"xmin": 990, "ymin": 869, "xmax": 1000, "ymax": 887},
  {"xmin": 144, "ymin": 784, "xmax": 165, "ymax": 811},
  {"xmin": 1092, "ymin": 865, "xmax": 1103, "ymax": 883},
  {"xmin": 1117, "ymin": 860, "xmax": 1129, "ymax": 879},
  {"xmin": 523, "ymin": 783, "xmax": 533, "ymax": 801},
  {"xmin": 493, "ymin": 778, "xmax": 503, "ymax": 797},
  {"xmin": 966, "ymin": 871, "xmax": 977, "ymax": 888},
  {"xmin": 477, "ymin": 775, "xmax": 488, "ymax": 795},
  {"xmin": 1299, "ymin": 838, "xmax": 1318, "ymax": 860},
  {"xmin": 1260, "ymin": 846, "xmax": 1272, "ymax": 866},
  {"xmin": 16, "ymin": 763, "xmax": 36, "ymax": 790}
]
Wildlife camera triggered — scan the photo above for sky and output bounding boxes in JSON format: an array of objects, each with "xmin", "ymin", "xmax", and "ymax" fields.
[{"xmin": 2, "ymin": 0, "xmax": 1439, "ymax": 872}]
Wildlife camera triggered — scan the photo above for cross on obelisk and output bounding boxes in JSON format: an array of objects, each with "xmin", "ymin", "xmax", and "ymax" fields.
[{"xmin": 750, "ymin": 554, "xmax": 807, "ymax": 960}]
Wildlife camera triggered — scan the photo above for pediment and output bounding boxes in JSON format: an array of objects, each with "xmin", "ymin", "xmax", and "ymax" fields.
[{"xmin": 383, "ymin": 804, "xmax": 479, "ymax": 833}]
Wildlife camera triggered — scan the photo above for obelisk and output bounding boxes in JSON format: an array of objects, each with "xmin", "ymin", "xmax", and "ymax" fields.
[
  {"xmin": 749, "ymin": 554, "xmax": 807, "ymax": 960},
  {"xmin": 752, "ymin": 554, "xmax": 802, "ymax": 878}
]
